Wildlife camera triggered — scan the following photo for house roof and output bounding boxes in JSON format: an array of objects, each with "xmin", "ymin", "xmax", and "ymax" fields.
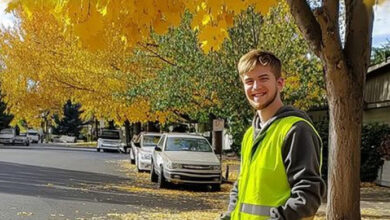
[{"xmin": 368, "ymin": 58, "xmax": 390, "ymax": 76}]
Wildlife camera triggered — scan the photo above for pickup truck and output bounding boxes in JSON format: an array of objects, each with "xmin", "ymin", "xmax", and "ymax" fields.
[
  {"xmin": 27, "ymin": 129, "xmax": 40, "ymax": 143},
  {"xmin": 96, "ymin": 129, "xmax": 125, "ymax": 152},
  {"xmin": 0, "ymin": 128, "xmax": 30, "ymax": 146}
]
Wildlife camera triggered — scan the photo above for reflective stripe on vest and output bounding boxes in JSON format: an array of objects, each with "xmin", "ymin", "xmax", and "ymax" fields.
[{"xmin": 240, "ymin": 203, "xmax": 274, "ymax": 216}]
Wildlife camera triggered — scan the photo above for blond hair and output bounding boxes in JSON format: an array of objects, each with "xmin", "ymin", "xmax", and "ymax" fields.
[{"xmin": 237, "ymin": 50, "xmax": 282, "ymax": 78}]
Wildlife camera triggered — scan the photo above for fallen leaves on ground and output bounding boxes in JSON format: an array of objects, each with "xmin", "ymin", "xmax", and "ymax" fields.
[
  {"xmin": 108, "ymin": 209, "xmax": 220, "ymax": 220},
  {"xmin": 85, "ymin": 159, "xmax": 390, "ymax": 220},
  {"xmin": 17, "ymin": 211, "xmax": 33, "ymax": 216}
]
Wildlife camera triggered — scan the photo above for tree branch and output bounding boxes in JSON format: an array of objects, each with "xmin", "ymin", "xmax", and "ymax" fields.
[
  {"xmin": 52, "ymin": 76, "xmax": 96, "ymax": 93},
  {"xmin": 344, "ymin": 0, "xmax": 374, "ymax": 81},
  {"xmin": 285, "ymin": 0, "xmax": 323, "ymax": 57},
  {"xmin": 137, "ymin": 43, "xmax": 176, "ymax": 66}
]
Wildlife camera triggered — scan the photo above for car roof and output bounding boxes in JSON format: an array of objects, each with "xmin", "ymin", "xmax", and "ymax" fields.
[
  {"xmin": 163, "ymin": 133, "xmax": 206, "ymax": 139},
  {"xmin": 142, "ymin": 132, "xmax": 162, "ymax": 136}
]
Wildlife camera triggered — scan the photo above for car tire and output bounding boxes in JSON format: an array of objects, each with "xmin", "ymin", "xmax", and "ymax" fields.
[
  {"xmin": 158, "ymin": 166, "xmax": 168, "ymax": 189},
  {"xmin": 26, "ymin": 142, "xmax": 29, "ymax": 146},
  {"xmin": 97, "ymin": 148, "xmax": 100, "ymax": 152},
  {"xmin": 150, "ymin": 161, "xmax": 158, "ymax": 183},
  {"xmin": 130, "ymin": 149, "xmax": 135, "ymax": 164},
  {"xmin": 211, "ymin": 184, "xmax": 221, "ymax": 192}
]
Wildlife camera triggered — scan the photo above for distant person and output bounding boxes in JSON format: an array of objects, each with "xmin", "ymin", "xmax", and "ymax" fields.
[{"xmin": 220, "ymin": 50, "xmax": 325, "ymax": 220}]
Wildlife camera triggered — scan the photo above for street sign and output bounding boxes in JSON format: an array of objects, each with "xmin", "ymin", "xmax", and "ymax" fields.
[{"xmin": 213, "ymin": 119, "xmax": 224, "ymax": 131}]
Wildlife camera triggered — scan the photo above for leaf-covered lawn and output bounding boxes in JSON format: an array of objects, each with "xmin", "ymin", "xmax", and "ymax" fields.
[{"xmin": 78, "ymin": 159, "xmax": 390, "ymax": 220}]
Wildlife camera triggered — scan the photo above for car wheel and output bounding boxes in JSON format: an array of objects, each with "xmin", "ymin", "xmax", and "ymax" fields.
[
  {"xmin": 26, "ymin": 142, "xmax": 29, "ymax": 146},
  {"xmin": 158, "ymin": 166, "xmax": 168, "ymax": 189},
  {"xmin": 130, "ymin": 149, "xmax": 135, "ymax": 164},
  {"xmin": 97, "ymin": 148, "xmax": 100, "ymax": 152},
  {"xmin": 150, "ymin": 161, "xmax": 158, "ymax": 183},
  {"xmin": 211, "ymin": 184, "xmax": 221, "ymax": 192}
]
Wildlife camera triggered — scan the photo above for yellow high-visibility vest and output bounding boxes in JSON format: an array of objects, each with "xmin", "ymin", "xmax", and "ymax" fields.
[{"xmin": 231, "ymin": 116, "xmax": 320, "ymax": 220}]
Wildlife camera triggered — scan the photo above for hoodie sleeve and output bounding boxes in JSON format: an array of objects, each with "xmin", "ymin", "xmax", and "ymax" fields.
[
  {"xmin": 269, "ymin": 121, "xmax": 326, "ymax": 220},
  {"xmin": 219, "ymin": 180, "xmax": 239, "ymax": 219}
]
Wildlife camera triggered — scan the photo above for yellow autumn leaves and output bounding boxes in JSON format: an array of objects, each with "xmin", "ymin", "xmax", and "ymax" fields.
[
  {"xmin": 1, "ymin": 0, "xmax": 279, "ymax": 127},
  {"xmin": 0, "ymin": 8, "xmax": 169, "ymax": 127},
  {"xmin": 6, "ymin": 0, "xmax": 278, "ymax": 53}
]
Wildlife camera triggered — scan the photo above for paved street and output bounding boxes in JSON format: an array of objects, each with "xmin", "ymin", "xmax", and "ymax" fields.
[{"xmin": 0, "ymin": 144, "xmax": 214, "ymax": 220}]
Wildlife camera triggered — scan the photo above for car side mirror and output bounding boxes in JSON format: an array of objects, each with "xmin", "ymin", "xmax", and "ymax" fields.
[{"xmin": 154, "ymin": 146, "xmax": 162, "ymax": 152}]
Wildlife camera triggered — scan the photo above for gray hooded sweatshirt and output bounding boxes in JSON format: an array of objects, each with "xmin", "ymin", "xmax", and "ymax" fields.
[{"xmin": 222, "ymin": 106, "xmax": 326, "ymax": 220}]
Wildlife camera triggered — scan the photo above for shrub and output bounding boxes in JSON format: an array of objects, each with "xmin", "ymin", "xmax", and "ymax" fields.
[
  {"xmin": 378, "ymin": 133, "xmax": 390, "ymax": 160},
  {"xmin": 313, "ymin": 120, "xmax": 390, "ymax": 182}
]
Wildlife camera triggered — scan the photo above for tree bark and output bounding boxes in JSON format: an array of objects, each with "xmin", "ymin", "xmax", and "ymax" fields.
[
  {"xmin": 326, "ymin": 64, "xmax": 363, "ymax": 220},
  {"xmin": 124, "ymin": 120, "xmax": 131, "ymax": 146},
  {"xmin": 286, "ymin": 1, "xmax": 374, "ymax": 219}
]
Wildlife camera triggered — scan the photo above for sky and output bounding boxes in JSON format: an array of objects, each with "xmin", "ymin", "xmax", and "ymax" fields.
[
  {"xmin": 0, "ymin": 1, "xmax": 389, "ymax": 47},
  {"xmin": 372, "ymin": 0, "xmax": 390, "ymax": 46}
]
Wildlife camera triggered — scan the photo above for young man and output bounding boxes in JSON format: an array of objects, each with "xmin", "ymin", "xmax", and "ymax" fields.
[{"xmin": 221, "ymin": 50, "xmax": 326, "ymax": 220}]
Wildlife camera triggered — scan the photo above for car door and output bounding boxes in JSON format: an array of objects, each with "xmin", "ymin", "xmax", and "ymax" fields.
[{"xmin": 153, "ymin": 135, "xmax": 166, "ymax": 174}]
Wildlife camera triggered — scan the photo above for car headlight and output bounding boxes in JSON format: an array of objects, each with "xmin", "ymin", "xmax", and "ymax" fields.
[
  {"xmin": 166, "ymin": 162, "xmax": 182, "ymax": 169},
  {"xmin": 212, "ymin": 165, "xmax": 221, "ymax": 170}
]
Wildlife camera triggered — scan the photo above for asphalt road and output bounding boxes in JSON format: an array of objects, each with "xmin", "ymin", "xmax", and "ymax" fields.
[{"xmin": 0, "ymin": 144, "xmax": 148, "ymax": 220}]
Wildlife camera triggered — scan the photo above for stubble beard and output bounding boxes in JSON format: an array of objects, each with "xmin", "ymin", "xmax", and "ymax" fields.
[{"xmin": 250, "ymin": 86, "xmax": 279, "ymax": 110}]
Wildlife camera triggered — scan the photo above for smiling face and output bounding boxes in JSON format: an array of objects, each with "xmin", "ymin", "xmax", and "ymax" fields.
[{"xmin": 242, "ymin": 64, "xmax": 284, "ymax": 110}]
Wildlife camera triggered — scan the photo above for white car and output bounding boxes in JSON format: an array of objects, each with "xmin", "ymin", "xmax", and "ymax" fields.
[
  {"xmin": 27, "ymin": 129, "xmax": 40, "ymax": 143},
  {"xmin": 14, "ymin": 133, "xmax": 30, "ymax": 146},
  {"xmin": 97, "ymin": 129, "xmax": 122, "ymax": 152},
  {"xmin": 151, "ymin": 133, "xmax": 222, "ymax": 191},
  {"xmin": 132, "ymin": 133, "xmax": 162, "ymax": 172},
  {"xmin": 0, "ymin": 128, "xmax": 15, "ymax": 145}
]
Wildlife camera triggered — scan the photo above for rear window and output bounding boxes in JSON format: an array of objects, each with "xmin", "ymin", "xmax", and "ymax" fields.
[
  {"xmin": 143, "ymin": 135, "xmax": 161, "ymax": 146},
  {"xmin": 0, "ymin": 129, "xmax": 13, "ymax": 134},
  {"xmin": 100, "ymin": 131, "xmax": 120, "ymax": 139},
  {"xmin": 165, "ymin": 137, "xmax": 212, "ymax": 152}
]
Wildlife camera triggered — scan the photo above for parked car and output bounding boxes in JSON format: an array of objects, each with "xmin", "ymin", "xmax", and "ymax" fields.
[
  {"xmin": 97, "ymin": 129, "xmax": 122, "ymax": 152},
  {"xmin": 132, "ymin": 132, "xmax": 162, "ymax": 172},
  {"xmin": 27, "ymin": 129, "xmax": 40, "ymax": 143},
  {"xmin": 0, "ymin": 128, "xmax": 30, "ymax": 146},
  {"xmin": 0, "ymin": 128, "xmax": 16, "ymax": 145},
  {"xmin": 14, "ymin": 133, "xmax": 30, "ymax": 146},
  {"xmin": 150, "ymin": 133, "xmax": 221, "ymax": 191}
]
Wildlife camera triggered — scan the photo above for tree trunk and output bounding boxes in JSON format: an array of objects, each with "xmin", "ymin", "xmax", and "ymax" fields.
[
  {"xmin": 326, "ymin": 65, "xmax": 364, "ymax": 219},
  {"xmin": 285, "ymin": 1, "xmax": 373, "ymax": 218},
  {"xmin": 124, "ymin": 120, "xmax": 131, "ymax": 146},
  {"xmin": 94, "ymin": 119, "xmax": 99, "ymax": 140}
]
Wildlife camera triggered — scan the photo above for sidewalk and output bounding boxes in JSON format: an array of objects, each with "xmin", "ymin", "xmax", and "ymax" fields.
[
  {"xmin": 41, "ymin": 142, "xmax": 97, "ymax": 148},
  {"xmin": 316, "ymin": 185, "xmax": 390, "ymax": 219}
]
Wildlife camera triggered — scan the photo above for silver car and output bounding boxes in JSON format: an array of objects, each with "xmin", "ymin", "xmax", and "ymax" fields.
[
  {"xmin": 133, "ymin": 133, "xmax": 162, "ymax": 172},
  {"xmin": 151, "ymin": 133, "xmax": 221, "ymax": 191}
]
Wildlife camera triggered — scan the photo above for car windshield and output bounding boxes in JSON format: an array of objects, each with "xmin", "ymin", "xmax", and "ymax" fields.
[
  {"xmin": 0, "ymin": 129, "xmax": 13, "ymax": 134},
  {"xmin": 28, "ymin": 132, "xmax": 38, "ymax": 136},
  {"xmin": 100, "ymin": 131, "xmax": 120, "ymax": 139},
  {"xmin": 143, "ymin": 135, "xmax": 161, "ymax": 147},
  {"xmin": 165, "ymin": 137, "xmax": 212, "ymax": 152}
]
